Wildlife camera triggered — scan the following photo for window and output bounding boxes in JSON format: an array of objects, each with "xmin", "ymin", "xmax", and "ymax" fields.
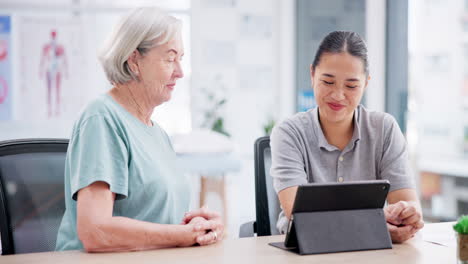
[{"xmin": 408, "ymin": 0, "xmax": 468, "ymax": 221}]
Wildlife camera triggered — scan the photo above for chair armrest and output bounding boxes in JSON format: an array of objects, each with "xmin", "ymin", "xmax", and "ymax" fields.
[{"xmin": 239, "ymin": 221, "xmax": 256, "ymax": 238}]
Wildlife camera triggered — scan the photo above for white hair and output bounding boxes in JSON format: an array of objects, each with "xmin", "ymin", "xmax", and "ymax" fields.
[{"xmin": 98, "ymin": 7, "xmax": 182, "ymax": 84}]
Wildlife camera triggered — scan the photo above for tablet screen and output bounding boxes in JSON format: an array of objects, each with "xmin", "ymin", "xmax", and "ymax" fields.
[{"xmin": 291, "ymin": 180, "xmax": 390, "ymax": 214}]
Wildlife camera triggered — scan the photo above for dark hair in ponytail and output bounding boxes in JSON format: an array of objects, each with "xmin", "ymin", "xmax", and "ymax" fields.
[{"xmin": 312, "ymin": 31, "xmax": 369, "ymax": 75}]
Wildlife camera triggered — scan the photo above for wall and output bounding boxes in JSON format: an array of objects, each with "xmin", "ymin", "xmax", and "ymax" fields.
[
  {"xmin": 190, "ymin": 0, "xmax": 296, "ymax": 235},
  {"xmin": 0, "ymin": 1, "xmax": 191, "ymax": 141}
]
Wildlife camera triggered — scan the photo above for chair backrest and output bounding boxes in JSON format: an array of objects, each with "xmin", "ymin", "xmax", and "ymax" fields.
[
  {"xmin": 254, "ymin": 136, "xmax": 281, "ymax": 236},
  {"xmin": 0, "ymin": 139, "xmax": 68, "ymax": 255}
]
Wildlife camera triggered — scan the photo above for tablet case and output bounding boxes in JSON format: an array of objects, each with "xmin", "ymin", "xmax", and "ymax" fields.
[{"xmin": 269, "ymin": 180, "xmax": 392, "ymax": 255}]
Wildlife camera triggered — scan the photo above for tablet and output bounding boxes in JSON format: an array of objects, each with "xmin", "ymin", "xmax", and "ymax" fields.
[
  {"xmin": 292, "ymin": 180, "xmax": 390, "ymax": 213},
  {"xmin": 284, "ymin": 180, "xmax": 390, "ymax": 248}
]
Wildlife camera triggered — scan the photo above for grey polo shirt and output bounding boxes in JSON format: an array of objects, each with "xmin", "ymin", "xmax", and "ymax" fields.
[{"xmin": 270, "ymin": 105, "xmax": 415, "ymax": 234}]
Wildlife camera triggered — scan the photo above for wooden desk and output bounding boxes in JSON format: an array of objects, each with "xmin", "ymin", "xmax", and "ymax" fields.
[{"xmin": 0, "ymin": 223, "xmax": 456, "ymax": 264}]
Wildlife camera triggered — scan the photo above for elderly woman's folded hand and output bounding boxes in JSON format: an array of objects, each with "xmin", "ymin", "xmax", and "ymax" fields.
[{"xmin": 182, "ymin": 207, "xmax": 224, "ymax": 245}]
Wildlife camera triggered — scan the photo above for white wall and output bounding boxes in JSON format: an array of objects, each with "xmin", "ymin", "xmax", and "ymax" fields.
[
  {"xmin": 0, "ymin": 5, "xmax": 112, "ymax": 141},
  {"xmin": 191, "ymin": 0, "xmax": 296, "ymax": 236},
  {"xmin": 0, "ymin": 2, "xmax": 191, "ymax": 141}
]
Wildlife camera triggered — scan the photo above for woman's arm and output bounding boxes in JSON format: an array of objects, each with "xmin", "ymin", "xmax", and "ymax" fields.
[
  {"xmin": 77, "ymin": 181, "xmax": 216, "ymax": 252},
  {"xmin": 277, "ymin": 186, "xmax": 298, "ymax": 220},
  {"xmin": 377, "ymin": 116, "xmax": 424, "ymax": 243},
  {"xmin": 270, "ymin": 120, "xmax": 308, "ymax": 224}
]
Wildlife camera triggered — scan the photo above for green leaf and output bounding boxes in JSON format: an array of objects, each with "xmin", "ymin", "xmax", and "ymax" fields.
[
  {"xmin": 211, "ymin": 118, "xmax": 230, "ymax": 137},
  {"xmin": 263, "ymin": 119, "xmax": 275, "ymax": 136},
  {"xmin": 454, "ymin": 215, "xmax": 468, "ymax": 234}
]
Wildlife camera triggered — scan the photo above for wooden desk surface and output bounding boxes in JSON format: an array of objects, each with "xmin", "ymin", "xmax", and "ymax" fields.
[{"xmin": 0, "ymin": 222, "xmax": 456, "ymax": 264}]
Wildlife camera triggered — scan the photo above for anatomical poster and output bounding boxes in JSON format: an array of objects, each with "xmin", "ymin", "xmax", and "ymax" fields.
[
  {"xmin": 17, "ymin": 15, "xmax": 85, "ymax": 120},
  {"xmin": 0, "ymin": 16, "xmax": 12, "ymax": 121}
]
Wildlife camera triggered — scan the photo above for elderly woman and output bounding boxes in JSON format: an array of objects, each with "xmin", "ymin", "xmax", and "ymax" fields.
[
  {"xmin": 271, "ymin": 31, "xmax": 424, "ymax": 243},
  {"xmin": 55, "ymin": 7, "xmax": 223, "ymax": 252}
]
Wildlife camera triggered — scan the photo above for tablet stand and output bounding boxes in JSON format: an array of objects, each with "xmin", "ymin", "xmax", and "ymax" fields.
[{"xmin": 270, "ymin": 208, "xmax": 392, "ymax": 255}]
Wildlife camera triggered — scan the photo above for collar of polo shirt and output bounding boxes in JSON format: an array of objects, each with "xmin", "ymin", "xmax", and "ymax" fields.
[{"xmin": 314, "ymin": 105, "xmax": 362, "ymax": 152}]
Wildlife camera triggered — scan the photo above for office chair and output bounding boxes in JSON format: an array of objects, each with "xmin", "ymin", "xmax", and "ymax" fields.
[
  {"xmin": 0, "ymin": 139, "xmax": 68, "ymax": 255},
  {"xmin": 239, "ymin": 136, "xmax": 281, "ymax": 237}
]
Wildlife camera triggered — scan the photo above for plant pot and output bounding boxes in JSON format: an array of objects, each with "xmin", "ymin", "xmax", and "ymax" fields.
[{"xmin": 458, "ymin": 233, "xmax": 468, "ymax": 263}]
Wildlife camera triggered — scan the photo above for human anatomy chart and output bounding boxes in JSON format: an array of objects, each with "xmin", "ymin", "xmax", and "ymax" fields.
[
  {"xmin": 0, "ymin": 16, "xmax": 12, "ymax": 121},
  {"xmin": 17, "ymin": 15, "xmax": 85, "ymax": 120}
]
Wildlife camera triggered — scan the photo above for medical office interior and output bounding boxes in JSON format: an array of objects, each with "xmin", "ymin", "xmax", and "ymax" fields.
[{"xmin": 0, "ymin": 0, "xmax": 467, "ymax": 256}]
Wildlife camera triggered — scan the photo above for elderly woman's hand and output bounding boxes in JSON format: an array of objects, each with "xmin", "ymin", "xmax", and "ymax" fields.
[
  {"xmin": 177, "ymin": 216, "xmax": 217, "ymax": 247},
  {"xmin": 182, "ymin": 207, "xmax": 224, "ymax": 244}
]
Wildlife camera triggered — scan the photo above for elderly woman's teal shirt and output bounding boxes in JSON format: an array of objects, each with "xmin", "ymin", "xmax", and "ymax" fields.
[{"xmin": 55, "ymin": 94, "xmax": 191, "ymax": 251}]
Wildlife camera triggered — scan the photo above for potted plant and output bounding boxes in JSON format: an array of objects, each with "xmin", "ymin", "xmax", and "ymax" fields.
[
  {"xmin": 454, "ymin": 215, "xmax": 468, "ymax": 263},
  {"xmin": 200, "ymin": 81, "xmax": 230, "ymax": 137},
  {"xmin": 263, "ymin": 118, "xmax": 275, "ymax": 136}
]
